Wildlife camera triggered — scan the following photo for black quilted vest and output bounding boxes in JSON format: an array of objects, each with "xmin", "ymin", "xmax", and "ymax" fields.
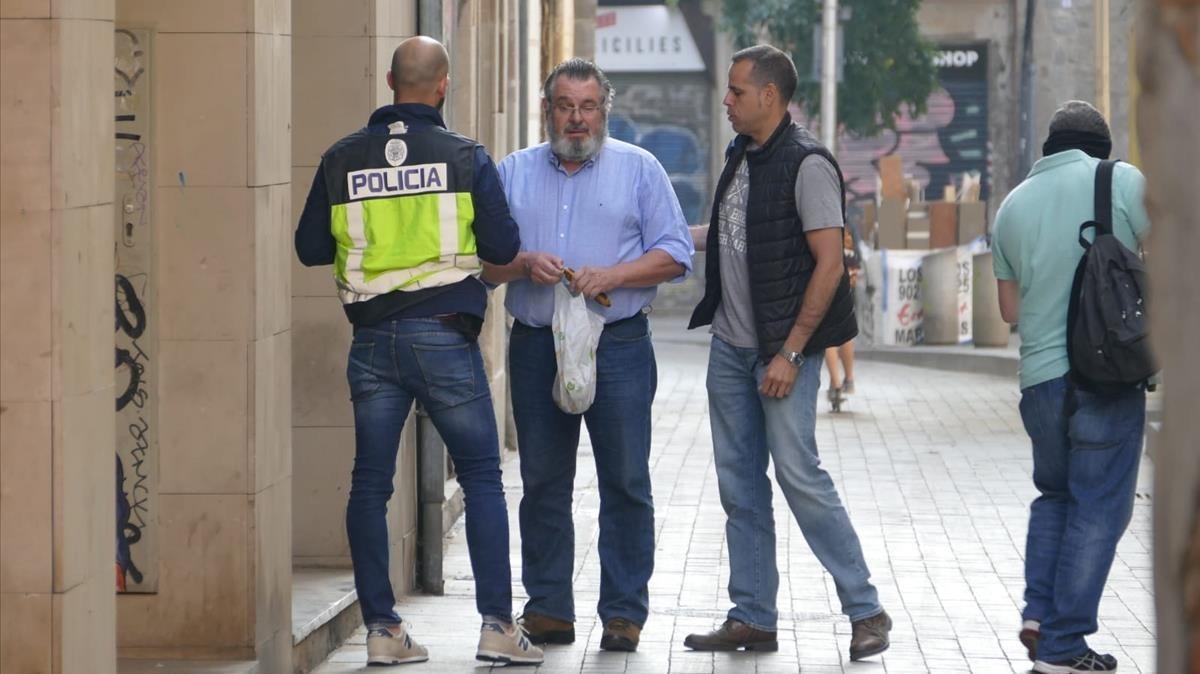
[{"xmin": 689, "ymin": 114, "xmax": 857, "ymax": 361}]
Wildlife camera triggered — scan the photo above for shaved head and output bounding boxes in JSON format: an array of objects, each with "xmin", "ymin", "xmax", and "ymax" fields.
[{"xmin": 389, "ymin": 36, "xmax": 449, "ymax": 95}]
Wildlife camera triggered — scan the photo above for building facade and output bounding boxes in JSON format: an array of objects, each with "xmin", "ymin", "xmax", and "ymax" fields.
[{"xmin": 0, "ymin": 1, "xmax": 585, "ymax": 672}]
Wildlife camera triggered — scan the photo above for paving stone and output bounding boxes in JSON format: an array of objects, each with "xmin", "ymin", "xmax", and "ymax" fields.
[{"xmin": 313, "ymin": 325, "xmax": 1156, "ymax": 674}]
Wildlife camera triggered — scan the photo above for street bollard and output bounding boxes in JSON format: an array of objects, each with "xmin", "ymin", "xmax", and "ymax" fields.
[
  {"xmin": 973, "ymin": 251, "xmax": 1011, "ymax": 347},
  {"xmin": 921, "ymin": 247, "xmax": 961, "ymax": 345}
]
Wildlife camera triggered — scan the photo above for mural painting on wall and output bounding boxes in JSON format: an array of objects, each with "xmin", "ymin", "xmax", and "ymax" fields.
[
  {"xmin": 114, "ymin": 27, "xmax": 157, "ymax": 593},
  {"xmin": 796, "ymin": 44, "xmax": 991, "ymax": 215},
  {"xmin": 609, "ymin": 81, "xmax": 711, "ymax": 226}
]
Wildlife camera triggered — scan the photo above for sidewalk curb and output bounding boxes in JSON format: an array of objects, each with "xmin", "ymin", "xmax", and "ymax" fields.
[{"xmin": 855, "ymin": 345, "xmax": 1018, "ymax": 379}]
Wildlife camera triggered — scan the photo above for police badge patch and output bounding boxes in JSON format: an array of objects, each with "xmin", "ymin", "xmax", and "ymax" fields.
[{"xmin": 384, "ymin": 139, "xmax": 408, "ymax": 167}]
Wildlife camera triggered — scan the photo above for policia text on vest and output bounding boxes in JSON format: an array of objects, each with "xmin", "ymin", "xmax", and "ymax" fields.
[{"xmin": 348, "ymin": 163, "xmax": 447, "ymax": 200}]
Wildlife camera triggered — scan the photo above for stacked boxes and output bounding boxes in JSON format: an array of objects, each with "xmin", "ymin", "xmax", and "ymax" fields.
[
  {"xmin": 857, "ymin": 153, "xmax": 987, "ymax": 251},
  {"xmin": 852, "ymin": 153, "xmax": 995, "ymax": 348}
]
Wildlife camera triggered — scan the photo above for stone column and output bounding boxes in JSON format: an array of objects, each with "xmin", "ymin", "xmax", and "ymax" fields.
[
  {"xmin": 1032, "ymin": 0, "xmax": 1100, "ymax": 138},
  {"xmin": 1, "ymin": 1, "xmax": 118, "ymax": 673},
  {"xmin": 574, "ymin": 0, "xmax": 596, "ymax": 61},
  {"xmin": 542, "ymin": 0, "xmax": 575, "ymax": 86},
  {"xmin": 110, "ymin": 0, "xmax": 293, "ymax": 668},
  {"xmin": 1136, "ymin": 3, "xmax": 1200, "ymax": 672}
]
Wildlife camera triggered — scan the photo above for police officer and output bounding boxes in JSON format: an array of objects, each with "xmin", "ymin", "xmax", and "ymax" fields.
[{"xmin": 294, "ymin": 36, "xmax": 542, "ymax": 667}]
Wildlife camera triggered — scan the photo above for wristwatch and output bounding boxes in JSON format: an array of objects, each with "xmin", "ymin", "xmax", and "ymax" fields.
[{"xmin": 779, "ymin": 349, "xmax": 804, "ymax": 368}]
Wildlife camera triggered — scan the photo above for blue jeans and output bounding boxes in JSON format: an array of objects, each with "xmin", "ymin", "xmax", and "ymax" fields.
[
  {"xmin": 509, "ymin": 314, "xmax": 656, "ymax": 626},
  {"xmin": 1019, "ymin": 376, "xmax": 1145, "ymax": 662},
  {"xmin": 345, "ymin": 318, "xmax": 511, "ymax": 624},
  {"xmin": 707, "ymin": 336, "xmax": 881, "ymax": 630}
]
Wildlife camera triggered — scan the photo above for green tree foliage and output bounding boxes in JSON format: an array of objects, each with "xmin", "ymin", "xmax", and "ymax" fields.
[{"xmin": 721, "ymin": 0, "xmax": 938, "ymax": 137}]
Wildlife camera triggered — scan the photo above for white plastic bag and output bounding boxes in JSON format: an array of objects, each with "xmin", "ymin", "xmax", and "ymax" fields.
[{"xmin": 551, "ymin": 282, "xmax": 605, "ymax": 414}]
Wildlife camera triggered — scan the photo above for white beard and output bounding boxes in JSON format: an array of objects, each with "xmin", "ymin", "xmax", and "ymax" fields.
[{"xmin": 548, "ymin": 120, "xmax": 608, "ymax": 163}]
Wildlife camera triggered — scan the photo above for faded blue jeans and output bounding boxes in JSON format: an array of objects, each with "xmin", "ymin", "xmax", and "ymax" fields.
[
  {"xmin": 509, "ymin": 314, "xmax": 657, "ymax": 627},
  {"xmin": 707, "ymin": 335, "xmax": 881, "ymax": 630},
  {"xmin": 345, "ymin": 318, "xmax": 512, "ymax": 625},
  {"xmin": 1019, "ymin": 376, "xmax": 1145, "ymax": 662}
]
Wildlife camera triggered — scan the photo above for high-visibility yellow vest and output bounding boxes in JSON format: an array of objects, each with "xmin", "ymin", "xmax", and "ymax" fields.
[{"xmin": 321, "ymin": 121, "xmax": 480, "ymax": 306}]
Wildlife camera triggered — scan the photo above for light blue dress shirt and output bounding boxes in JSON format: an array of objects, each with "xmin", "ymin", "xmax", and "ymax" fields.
[{"xmin": 497, "ymin": 139, "xmax": 695, "ymax": 327}]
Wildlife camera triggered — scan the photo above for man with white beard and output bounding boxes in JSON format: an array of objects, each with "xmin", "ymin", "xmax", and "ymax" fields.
[{"xmin": 482, "ymin": 58, "xmax": 694, "ymax": 653}]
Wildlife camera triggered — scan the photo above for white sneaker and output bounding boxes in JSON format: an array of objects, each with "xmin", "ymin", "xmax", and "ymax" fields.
[
  {"xmin": 366, "ymin": 622, "xmax": 429, "ymax": 666},
  {"xmin": 476, "ymin": 616, "xmax": 545, "ymax": 666}
]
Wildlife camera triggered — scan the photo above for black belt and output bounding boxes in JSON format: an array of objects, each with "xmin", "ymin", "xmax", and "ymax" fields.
[{"xmin": 514, "ymin": 311, "xmax": 647, "ymax": 332}]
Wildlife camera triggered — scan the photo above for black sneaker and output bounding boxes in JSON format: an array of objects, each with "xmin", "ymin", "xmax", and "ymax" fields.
[{"xmin": 1034, "ymin": 648, "xmax": 1118, "ymax": 673}]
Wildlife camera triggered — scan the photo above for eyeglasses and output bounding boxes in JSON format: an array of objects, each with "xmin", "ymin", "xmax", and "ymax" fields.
[{"xmin": 553, "ymin": 102, "xmax": 602, "ymax": 118}]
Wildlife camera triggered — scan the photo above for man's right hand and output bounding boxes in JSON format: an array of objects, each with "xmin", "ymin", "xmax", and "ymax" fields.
[{"xmin": 524, "ymin": 252, "xmax": 565, "ymax": 285}]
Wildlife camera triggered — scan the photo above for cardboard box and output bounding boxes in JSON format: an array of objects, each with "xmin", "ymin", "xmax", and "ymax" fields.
[
  {"xmin": 859, "ymin": 200, "xmax": 878, "ymax": 247},
  {"xmin": 877, "ymin": 198, "xmax": 907, "ymax": 249},
  {"xmin": 958, "ymin": 201, "xmax": 987, "ymax": 243},
  {"xmin": 907, "ymin": 178, "xmax": 925, "ymax": 205},
  {"xmin": 929, "ymin": 201, "xmax": 959, "ymax": 249},
  {"xmin": 879, "ymin": 155, "xmax": 906, "ymax": 200},
  {"xmin": 906, "ymin": 230, "xmax": 931, "ymax": 249},
  {"xmin": 959, "ymin": 172, "xmax": 982, "ymax": 202},
  {"xmin": 905, "ymin": 207, "xmax": 931, "ymax": 250}
]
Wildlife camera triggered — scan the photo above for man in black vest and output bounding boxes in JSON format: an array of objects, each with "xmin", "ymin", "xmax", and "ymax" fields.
[{"xmin": 682, "ymin": 45, "xmax": 891, "ymax": 661}]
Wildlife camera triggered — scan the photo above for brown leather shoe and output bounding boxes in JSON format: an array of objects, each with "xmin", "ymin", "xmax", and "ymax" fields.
[
  {"xmin": 683, "ymin": 619, "xmax": 778, "ymax": 652},
  {"xmin": 517, "ymin": 612, "xmax": 575, "ymax": 645},
  {"xmin": 849, "ymin": 610, "xmax": 892, "ymax": 661},
  {"xmin": 1019, "ymin": 620, "xmax": 1040, "ymax": 661},
  {"xmin": 600, "ymin": 618, "xmax": 641, "ymax": 652}
]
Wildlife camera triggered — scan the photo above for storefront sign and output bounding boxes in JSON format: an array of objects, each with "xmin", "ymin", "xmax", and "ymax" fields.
[{"xmin": 596, "ymin": 5, "xmax": 705, "ymax": 73}]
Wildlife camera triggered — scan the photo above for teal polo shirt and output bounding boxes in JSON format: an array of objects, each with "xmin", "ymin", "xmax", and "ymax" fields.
[{"xmin": 992, "ymin": 149, "xmax": 1150, "ymax": 390}]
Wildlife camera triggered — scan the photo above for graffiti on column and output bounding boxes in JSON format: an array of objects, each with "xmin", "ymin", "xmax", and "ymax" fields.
[
  {"xmin": 114, "ymin": 27, "xmax": 157, "ymax": 593},
  {"xmin": 609, "ymin": 80, "xmax": 712, "ymax": 225}
]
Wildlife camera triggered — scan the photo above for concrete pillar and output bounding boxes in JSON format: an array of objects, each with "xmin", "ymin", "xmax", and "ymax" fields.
[
  {"xmin": 1030, "ymin": 0, "xmax": 1139, "ymax": 161},
  {"xmin": 108, "ymin": 0, "xmax": 293, "ymax": 668},
  {"xmin": 1135, "ymin": 4, "xmax": 1200, "ymax": 672},
  {"xmin": 290, "ymin": 1, "xmax": 422, "ymax": 599},
  {"xmin": 541, "ymin": 0, "xmax": 575, "ymax": 86},
  {"xmin": 522, "ymin": 0, "xmax": 543, "ymax": 147},
  {"xmin": 458, "ymin": 0, "xmax": 517, "ymax": 444},
  {"xmin": 574, "ymin": 0, "xmax": 596, "ymax": 61},
  {"xmin": 1, "ymin": 1, "xmax": 118, "ymax": 671}
]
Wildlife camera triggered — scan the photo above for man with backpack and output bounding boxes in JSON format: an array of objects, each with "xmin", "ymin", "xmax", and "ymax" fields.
[{"xmin": 993, "ymin": 100, "xmax": 1152, "ymax": 674}]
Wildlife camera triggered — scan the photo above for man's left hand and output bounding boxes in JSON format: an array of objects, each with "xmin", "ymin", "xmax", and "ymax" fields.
[
  {"xmin": 571, "ymin": 265, "xmax": 622, "ymax": 300},
  {"xmin": 759, "ymin": 355, "xmax": 799, "ymax": 398}
]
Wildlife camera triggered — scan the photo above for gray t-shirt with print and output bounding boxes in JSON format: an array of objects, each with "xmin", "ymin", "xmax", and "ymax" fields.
[{"xmin": 711, "ymin": 153, "xmax": 844, "ymax": 349}]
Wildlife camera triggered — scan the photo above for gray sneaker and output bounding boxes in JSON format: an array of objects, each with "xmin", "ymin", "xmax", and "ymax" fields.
[
  {"xmin": 366, "ymin": 622, "xmax": 429, "ymax": 666},
  {"xmin": 477, "ymin": 616, "xmax": 544, "ymax": 666},
  {"xmin": 1034, "ymin": 649, "xmax": 1118, "ymax": 673}
]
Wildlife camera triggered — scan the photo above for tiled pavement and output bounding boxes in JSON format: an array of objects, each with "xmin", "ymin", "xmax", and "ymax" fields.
[{"xmin": 314, "ymin": 326, "xmax": 1156, "ymax": 673}]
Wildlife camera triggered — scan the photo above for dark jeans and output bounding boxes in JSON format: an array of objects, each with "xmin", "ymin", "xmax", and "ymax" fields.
[
  {"xmin": 345, "ymin": 318, "xmax": 511, "ymax": 625},
  {"xmin": 1019, "ymin": 376, "xmax": 1146, "ymax": 662},
  {"xmin": 509, "ymin": 314, "xmax": 657, "ymax": 626}
]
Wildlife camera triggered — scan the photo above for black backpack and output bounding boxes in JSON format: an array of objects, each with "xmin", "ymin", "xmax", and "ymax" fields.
[{"xmin": 1065, "ymin": 159, "xmax": 1157, "ymax": 396}]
